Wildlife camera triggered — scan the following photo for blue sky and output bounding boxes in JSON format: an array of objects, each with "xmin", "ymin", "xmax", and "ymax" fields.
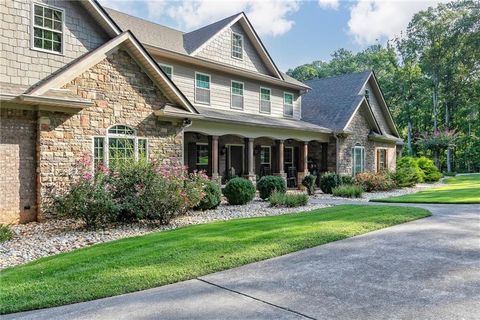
[{"xmin": 99, "ymin": 0, "xmax": 443, "ymax": 71}]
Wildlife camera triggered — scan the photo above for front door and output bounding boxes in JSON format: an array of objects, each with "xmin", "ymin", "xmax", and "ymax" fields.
[{"xmin": 228, "ymin": 145, "xmax": 244, "ymax": 178}]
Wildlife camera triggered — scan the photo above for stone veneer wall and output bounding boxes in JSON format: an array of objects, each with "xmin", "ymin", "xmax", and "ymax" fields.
[
  {"xmin": 336, "ymin": 106, "xmax": 396, "ymax": 176},
  {"xmin": 36, "ymin": 49, "xmax": 183, "ymax": 219},
  {"xmin": 0, "ymin": 109, "xmax": 37, "ymax": 224}
]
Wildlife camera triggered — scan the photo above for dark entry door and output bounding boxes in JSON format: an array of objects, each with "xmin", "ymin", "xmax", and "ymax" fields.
[{"xmin": 228, "ymin": 145, "xmax": 244, "ymax": 178}]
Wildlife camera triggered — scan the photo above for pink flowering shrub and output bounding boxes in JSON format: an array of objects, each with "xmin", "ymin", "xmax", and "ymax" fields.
[{"xmin": 50, "ymin": 154, "xmax": 211, "ymax": 228}]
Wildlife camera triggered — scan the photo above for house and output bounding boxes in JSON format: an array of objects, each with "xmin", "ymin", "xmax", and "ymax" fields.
[{"xmin": 0, "ymin": 0, "xmax": 402, "ymax": 224}]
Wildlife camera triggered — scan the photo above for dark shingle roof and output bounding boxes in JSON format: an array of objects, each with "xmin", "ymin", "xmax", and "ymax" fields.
[{"xmin": 302, "ymin": 71, "xmax": 372, "ymax": 131}]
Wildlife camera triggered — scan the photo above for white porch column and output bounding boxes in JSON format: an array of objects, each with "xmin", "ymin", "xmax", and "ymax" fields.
[
  {"xmin": 303, "ymin": 141, "xmax": 309, "ymax": 175},
  {"xmin": 246, "ymin": 138, "xmax": 256, "ymax": 183}
]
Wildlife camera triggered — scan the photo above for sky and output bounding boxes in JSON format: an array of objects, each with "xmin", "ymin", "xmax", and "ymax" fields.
[{"xmin": 98, "ymin": 0, "xmax": 446, "ymax": 71}]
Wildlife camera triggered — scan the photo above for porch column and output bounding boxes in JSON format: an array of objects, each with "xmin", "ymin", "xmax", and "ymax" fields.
[
  {"xmin": 246, "ymin": 138, "xmax": 256, "ymax": 183},
  {"xmin": 275, "ymin": 139, "xmax": 286, "ymax": 180},
  {"xmin": 303, "ymin": 141, "xmax": 309, "ymax": 175},
  {"xmin": 297, "ymin": 141, "xmax": 309, "ymax": 188},
  {"xmin": 211, "ymin": 135, "xmax": 219, "ymax": 181}
]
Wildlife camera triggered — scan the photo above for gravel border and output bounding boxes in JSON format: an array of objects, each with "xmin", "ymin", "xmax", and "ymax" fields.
[{"xmin": 0, "ymin": 198, "xmax": 330, "ymax": 270}]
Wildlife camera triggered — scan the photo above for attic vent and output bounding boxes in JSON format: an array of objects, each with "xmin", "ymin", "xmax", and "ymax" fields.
[{"xmin": 365, "ymin": 89, "xmax": 370, "ymax": 103}]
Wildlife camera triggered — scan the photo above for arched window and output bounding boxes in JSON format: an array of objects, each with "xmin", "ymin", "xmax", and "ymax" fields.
[
  {"xmin": 93, "ymin": 125, "xmax": 147, "ymax": 170},
  {"xmin": 352, "ymin": 143, "xmax": 365, "ymax": 176}
]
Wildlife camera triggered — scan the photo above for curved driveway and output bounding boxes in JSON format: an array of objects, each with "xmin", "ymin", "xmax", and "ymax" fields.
[{"xmin": 6, "ymin": 202, "xmax": 480, "ymax": 320}]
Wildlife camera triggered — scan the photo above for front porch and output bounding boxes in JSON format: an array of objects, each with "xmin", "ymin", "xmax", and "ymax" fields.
[{"xmin": 184, "ymin": 132, "xmax": 333, "ymax": 188}]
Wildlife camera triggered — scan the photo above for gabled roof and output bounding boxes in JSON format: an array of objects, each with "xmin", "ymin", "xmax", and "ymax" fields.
[
  {"xmin": 28, "ymin": 31, "xmax": 197, "ymax": 114},
  {"xmin": 302, "ymin": 71, "xmax": 372, "ymax": 132},
  {"xmin": 302, "ymin": 71, "xmax": 400, "ymax": 137},
  {"xmin": 103, "ymin": 9, "xmax": 284, "ymax": 81}
]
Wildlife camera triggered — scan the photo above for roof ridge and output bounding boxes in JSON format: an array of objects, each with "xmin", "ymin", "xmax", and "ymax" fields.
[
  {"xmin": 104, "ymin": 7, "xmax": 184, "ymax": 34},
  {"xmin": 184, "ymin": 12, "xmax": 243, "ymax": 36},
  {"xmin": 304, "ymin": 70, "xmax": 372, "ymax": 83}
]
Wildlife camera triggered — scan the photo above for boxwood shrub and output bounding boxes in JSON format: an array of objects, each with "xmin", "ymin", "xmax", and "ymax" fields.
[
  {"xmin": 302, "ymin": 175, "xmax": 317, "ymax": 195},
  {"xmin": 319, "ymin": 172, "xmax": 341, "ymax": 194},
  {"xmin": 417, "ymin": 156, "xmax": 442, "ymax": 182},
  {"xmin": 256, "ymin": 175, "xmax": 286, "ymax": 200},
  {"xmin": 195, "ymin": 180, "xmax": 222, "ymax": 210},
  {"xmin": 223, "ymin": 177, "xmax": 256, "ymax": 205}
]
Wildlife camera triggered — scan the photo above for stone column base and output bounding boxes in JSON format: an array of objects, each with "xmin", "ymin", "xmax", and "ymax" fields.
[
  {"xmin": 211, "ymin": 175, "xmax": 222, "ymax": 185},
  {"xmin": 244, "ymin": 174, "xmax": 257, "ymax": 185}
]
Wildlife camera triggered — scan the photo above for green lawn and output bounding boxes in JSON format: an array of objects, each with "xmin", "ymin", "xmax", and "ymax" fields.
[
  {"xmin": 0, "ymin": 205, "xmax": 430, "ymax": 314},
  {"xmin": 372, "ymin": 174, "xmax": 480, "ymax": 204}
]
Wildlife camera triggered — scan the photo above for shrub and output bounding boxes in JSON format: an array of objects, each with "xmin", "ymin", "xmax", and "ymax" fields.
[
  {"xmin": 319, "ymin": 172, "xmax": 341, "ymax": 194},
  {"xmin": 51, "ymin": 177, "xmax": 118, "ymax": 229},
  {"xmin": 0, "ymin": 224, "xmax": 13, "ymax": 243},
  {"xmin": 395, "ymin": 156, "xmax": 424, "ymax": 187},
  {"xmin": 256, "ymin": 175, "xmax": 286, "ymax": 200},
  {"xmin": 417, "ymin": 157, "xmax": 442, "ymax": 182},
  {"xmin": 185, "ymin": 171, "xmax": 210, "ymax": 209},
  {"xmin": 302, "ymin": 175, "xmax": 317, "ymax": 195},
  {"xmin": 223, "ymin": 178, "xmax": 256, "ymax": 205},
  {"xmin": 195, "ymin": 180, "xmax": 222, "ymax": 210},
  {"xmin": 332, "ymin": 184, "xmax": 364, "ymax": 198},
  {"xmin": 355, "ymin": 171, "xmax": 396, "ymax": 192},
  {"xmin": 340, "ymin": 175, "xmax": 355, "ymax": 185},
  {"xmin": 269, "ymin": 191, "xmax": 308, "ymax": 207}
]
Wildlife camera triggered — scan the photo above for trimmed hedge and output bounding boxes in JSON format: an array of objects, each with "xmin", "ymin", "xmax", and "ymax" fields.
[
  {"xmin": 417, "ymin": 156, "xmax": 442, "ymax": 182},
  {"xmin": 256, "ymin": 175, "xmax": 286, "ymax": 200},
  {"xmin": 223, "ymin": 178, "xmax": 256, "ymax": 205},
  {"xmin": 395, "ymin": 156, "xmax": 424, "ymax": 187},
  {"xmin": 195, "ymin": 180, "xmax": 222, "ymax": 210},
  {"xmin": 319, "ymin": 172, "xmax": 341, "ymax": 194}
]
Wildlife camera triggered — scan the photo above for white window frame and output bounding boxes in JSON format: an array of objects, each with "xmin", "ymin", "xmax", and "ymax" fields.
[
  {"xmin": 352, "ymin": 145, "xmax": 365, "ymax": 176},
  {"xmin": 284, "ymin": 146, "xmax": 294, "ymax": 167},
  {"xmin": 91, "ymin": 125, "xmax": 148, "ymax": 171},
  {"xmin": 195, "ymin": 142, "xmax": 209, "ymax": 167},
  {"xmin": 230, "ymin": 80, "xmax": 244, "ymax": 110},
  {"xmin": 159, "ymin": 63, "xmax": 173, "ymax": 79},
  {"xmin": 283, "ymin": 92, "xmax": 294, "ymax": 117},
  {"xmin": 259, "ymin": 87, "xmax": 271, "ymax": 114},
  {"xmin": 260, "ymin": 146, "xmax": 271, "ymax": 167},
  {"xmin": 231, "ymin": 31, "xmax": 244, "ymax": 60},
  {"xmin": 377, "ymin": 148, "xmax": 387, "ymax": 172},
  {"xmin": 195, "ymin": 72, "xmax": 211, "ymax": 105},
  {"xmin": 31, "ymin": 2, "xmax": 65, "ymax": 55}
]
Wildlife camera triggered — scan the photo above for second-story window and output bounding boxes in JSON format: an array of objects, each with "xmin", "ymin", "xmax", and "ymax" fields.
[
  {"xmin": 195, "ymin": 72, "xmax": 210, "ymax": 104},
  {"xmin": 33, "ymin": 3, "xmax": 63, "ymax": 54},
  {"xmin": 231, "ymin": 81, "xmax": 244, "ymax": 110},
  {"xmin": 159, "ymin": 64, "xmax": 173, "ymax": 79},
  {"xmin": 232, "ymin": 32, "xmax": 243, "ymax": 59},
  {"xmin": 284, "ymin": 92, "xmax": 294, "ymax": 117},
  {"xmin": 260, "ymin": 87, "xmax": 271, "ymax": 114}
]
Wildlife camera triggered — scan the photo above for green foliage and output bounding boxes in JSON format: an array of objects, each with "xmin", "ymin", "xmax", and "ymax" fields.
[
  {"xmin": 302, "ymin": 175, "xmax": 317, "ymax": 195},
  {"xmin": 0, "ymin": 224, "xmax": 13, "ymax": 243},
  {"xmin": 443, "ymin": 171, "xmax": 457, "ymax": 177},
  {"xmin": 332, "ymin": 185, "xmax": 364, "ymax": 198},
  {"xmin": 223, "ymin": 178, "xmax": 256, "ymax": 205},
  {"xmin": 256, "ymin": 175, "xmax": 286, "ymax": 200},
  {"xmin": 395, "ymin": 157, "xmax": 425, "ymax": 187},
  {"xmin": 269, "ymin": 191, "xmax": 309, "ymax": 207},
  {"xmin": 355, "ymin": 172, "xmax": 397, "ymax": 192},
  {"xmin": 417, "ymin": 156, "xmax": 442, "ymax": 182},
  {"xmin": 319, "ymin": 172, "xmax": 341, "ymax": 194},
  {"xmin": 184, "ymin": 172, "xmax": 210, "ymax": 210},
  {"xmin": 195, "ymin": 181, "xmax": 222, "ymax": 211},
  {"xmin": 340, "ymin": 175, "xmax": 355, "ymax": 185}
]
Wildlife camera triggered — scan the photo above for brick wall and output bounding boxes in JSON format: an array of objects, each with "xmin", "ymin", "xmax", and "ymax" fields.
[
  {"xmin": 0, "ymin": 109, "xmax": 37, "ymax": 224},
  {"xmin": 36, "ymin": 49, "xmax": 184, "ymax": 219}
]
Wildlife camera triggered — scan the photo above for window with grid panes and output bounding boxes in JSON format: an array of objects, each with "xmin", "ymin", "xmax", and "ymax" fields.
[{"xmin": 33, "ymin": 3, "xmax": 63, "ymax": 53}]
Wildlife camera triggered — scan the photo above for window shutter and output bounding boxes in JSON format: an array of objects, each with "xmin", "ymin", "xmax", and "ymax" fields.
[
  {"xmin": 271, "ymin": 146, "xmax": 277, "ymax": 173},
  {"xmin": 384, "ymin": 149, "xmax": 388, "ymax": 170},
  {"xmin": 187, "ymin": 142, "xmax": 197, "ymax": 173},
  {"xmin": 376, "ymin": 149, "xmax": 380, "ymax": 172}
]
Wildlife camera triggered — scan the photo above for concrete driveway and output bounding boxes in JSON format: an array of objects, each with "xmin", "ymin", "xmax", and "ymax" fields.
[{"xmin": 6, "ymin": 203, "xmax": 480, "ymax": 320}]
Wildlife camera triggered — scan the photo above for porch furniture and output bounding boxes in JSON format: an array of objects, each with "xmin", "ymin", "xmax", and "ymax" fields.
[{"xmin": 287, "ymin": 166, "xmax": 297, "ymax": 188}]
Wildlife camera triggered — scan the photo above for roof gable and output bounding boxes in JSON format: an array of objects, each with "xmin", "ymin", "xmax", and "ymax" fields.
[
  {"xmin": 186, "ymin": 13, "xmax": 283, "ymax": 79},
  {"xmin": 28, "ymin": 32, "xmax": 196, "ymax": 114}
]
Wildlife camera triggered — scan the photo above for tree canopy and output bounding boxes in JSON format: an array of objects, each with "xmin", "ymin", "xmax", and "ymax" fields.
[{"xmin": 287, "ymin": 0, "xmax": 480, "ymax": 172}]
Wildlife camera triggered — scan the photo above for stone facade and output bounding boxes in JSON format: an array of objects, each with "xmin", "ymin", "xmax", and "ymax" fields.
[
  {"xmin": 0, "ymin": 0, "xmax": 108, "ymax": 87},
  {"xmin": 0, "ymin": 109, "xmax": 37, "ymax": 224},
  {"xmin": 336, "ymin": 106, "xmax": 396, "ymax": 176},
  {"xmin": 35, "ymin": 49, "xmax": 183, "ymax": 219},
  {"xmin": 196, "ymin": 22, "xmax": 271, "ymax": 76}
]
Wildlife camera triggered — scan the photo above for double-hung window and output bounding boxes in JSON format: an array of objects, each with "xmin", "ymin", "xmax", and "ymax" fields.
[
  {"xmin": 32, "ymin": 3, "xmax": 64, "ymax": 54},
  {"xmin": 377, "ymin": 149, "xmax": 387, "ymax": 172},
  {"xmin": 196, "ymin": 143, "xmax": 209, "ymax": 171},
  {"xmin": 260, "ymin": 87, "xmax": 271, "ymax": 113},
  {"xmin": 352, "ymin": 145, "xmax": 365, "ymax": 176},
  {"xmin": 231, "ymin": 81, "xmax": 244, "ymax": 110},
  {"xmin": 283, "ymin": 93, "xmax": 294, "ymax": 117},
  {"xmin": 260, "ymin": 146, "xmax": 271, "ymax": 167},
  {"xmin": 195, "ymin": 72, "xmax": 210, "ymax": 104},
  {"xmin": 159, "ymin": 64, "xmax": 173, "ymax": 79},
  {"xmin": 232, "ymin": 32, "xmax": 243, "ymax": 59},
  {"xmin": 92, "ymin": 125, "xmax": 148, "ymax": 171}
]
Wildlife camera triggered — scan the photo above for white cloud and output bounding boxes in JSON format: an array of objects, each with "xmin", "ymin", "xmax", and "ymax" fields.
[
  {"xmin": 318, "ymin": 0, "xmax": 339, "ymax": 10},
  {"xmin": 347, "ymin": 0, "xmax": 448, "ymax": 44},
  {"xmin": 99, "ymin": 0, "xmax": 300, "ymax": 37}
]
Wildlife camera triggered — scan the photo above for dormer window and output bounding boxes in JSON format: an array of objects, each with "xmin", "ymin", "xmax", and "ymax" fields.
[
  {"xmin": 365, "ymin": 89, "xmax": 370, "ymax": 103},
  {"xmin": 232, "ymin": 32, "xmax": 243, "ymax": 59},
  {"xmin": 32, "ymin": 3, "xmax": 64, "ymax": 54}
]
